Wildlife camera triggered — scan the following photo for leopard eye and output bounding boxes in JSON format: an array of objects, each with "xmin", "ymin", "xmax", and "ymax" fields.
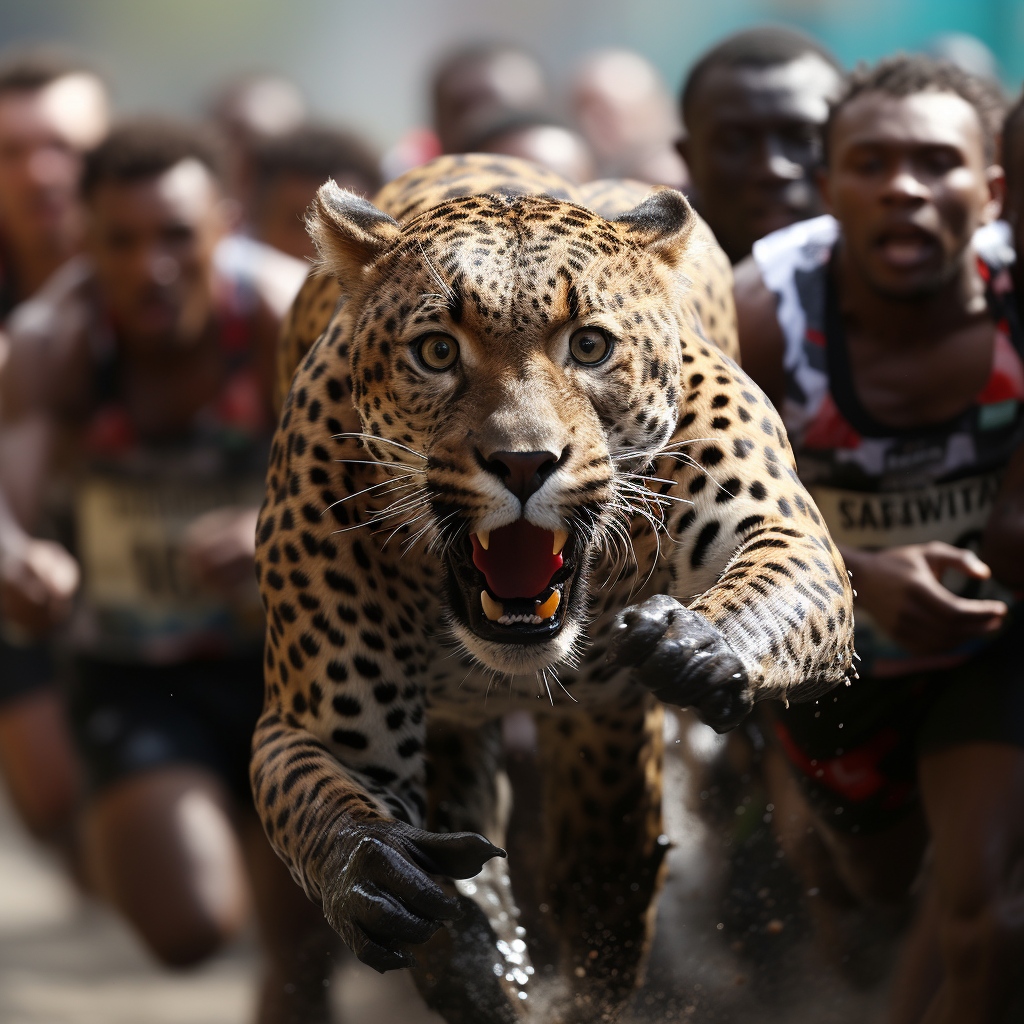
[
  {"xmin": 416, "ymin": 333, "xmax": 459, "ymax": 372},
  {"xmin": 569, "ymin": 327, "xmax": 612, "ymax": 366}
]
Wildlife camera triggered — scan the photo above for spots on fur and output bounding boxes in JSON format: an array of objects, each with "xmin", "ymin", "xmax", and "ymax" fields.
[{"xmin": 253, "ymin": 153, "xmax": 854, "ymax": 1019}]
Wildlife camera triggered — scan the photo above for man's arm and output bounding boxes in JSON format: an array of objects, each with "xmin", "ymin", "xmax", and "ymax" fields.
[
  {"xmin": 841, "ymin": 542, "xmax": 1006, "ymax": 654},
  {"xmin": 0, "ymin": 293, "xmax": 82, "ymax": 636}
]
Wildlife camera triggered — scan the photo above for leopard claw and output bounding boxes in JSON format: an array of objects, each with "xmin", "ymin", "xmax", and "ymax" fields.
[
  {"xmin": 609, "ymin": 594, "xmax": 752, "ymax": 731},
  {"xmin": 319, "ymin": 819, "xmax": 502, "ymax": 972}
]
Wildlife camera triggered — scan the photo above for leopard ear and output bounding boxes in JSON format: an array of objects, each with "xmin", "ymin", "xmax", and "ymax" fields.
[
  {"xmin": 307, "ymin": 179, "xmax": 401, "ymax": 283},
  {"xmin": 614, "ymin": 186, "xmax": 694, "ymax": 263}
]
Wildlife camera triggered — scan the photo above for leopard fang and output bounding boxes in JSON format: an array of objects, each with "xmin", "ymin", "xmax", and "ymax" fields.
[
  {"xmin": 534, "ymin": 590, "xmax": 560, "ymax": 620},
  {"xmin": 480, "ymin": 590, "xmax": 504, "ymax": 620}
]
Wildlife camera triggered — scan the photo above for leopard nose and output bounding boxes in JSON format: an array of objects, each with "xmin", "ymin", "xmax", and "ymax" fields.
[{"xmin": 483, "ymin": 449, "xmax": 562, "ymax": 503}]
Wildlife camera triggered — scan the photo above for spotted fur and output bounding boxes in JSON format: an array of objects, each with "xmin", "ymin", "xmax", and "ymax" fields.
[
  {"xmin": 274, "ymin": 160, "xmax": 738, "ymax": 414},
  {"xmin": 253, "ymin": 154, "xmax": 854, "ymax": 1022}
]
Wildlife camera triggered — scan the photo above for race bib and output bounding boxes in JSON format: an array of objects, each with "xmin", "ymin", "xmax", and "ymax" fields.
[
  {"xmin": 809, "ymin": 472, "xmax": 1002, "ymax": 551},
  {"xmin": 810, "ymin": 472, "xmax": 1013, "ymax": 676},
  {"xmin": 75, "ymin": 473, "xmax": 265, "ymax": 660}
]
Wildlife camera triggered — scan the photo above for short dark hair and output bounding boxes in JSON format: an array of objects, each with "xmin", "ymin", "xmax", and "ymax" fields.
[
  {"xmin": 0, "ymin": 45, "xmax": 98, "ymax": 96},
  {"xmin": 252, "ymin": 125, "xmax": 381, "ymax": 196},
  {"xmin": 681, "ymin": 25, "xmax": 843, "ymax": 124},
  {"xmin": 82, "ymin": 119, "xmax": 225, "ymax": 199},
  {"xmin": 825, "ymin": 54, "xmax": 1006, "ymax": 165}
]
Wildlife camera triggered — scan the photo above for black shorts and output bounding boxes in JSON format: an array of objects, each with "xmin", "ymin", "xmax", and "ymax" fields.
[
  {"xmin": 772, "ymin": 615, "xmax": 1024, "ymax": 834},
  {"xmin": 68, "ymin": 654, "xmax": 265, "ymax": 806},
  {"xmin": 0, "ymin": 631, "xmax": 54, "ymax": 706}
]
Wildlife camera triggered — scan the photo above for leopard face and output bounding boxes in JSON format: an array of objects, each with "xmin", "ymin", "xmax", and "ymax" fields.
[{"xmin": 312, "ymin": 185, "xmax": 696, "ymax": 673}]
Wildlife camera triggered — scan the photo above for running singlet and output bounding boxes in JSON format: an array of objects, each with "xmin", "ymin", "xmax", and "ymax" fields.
[
  {"xmin": 64, "ymin": 271, "xmax": 272, "ymax": 663},
  {"xmin": 753, "ymin": 216, "xmax": 1024, "ymax": 677}
]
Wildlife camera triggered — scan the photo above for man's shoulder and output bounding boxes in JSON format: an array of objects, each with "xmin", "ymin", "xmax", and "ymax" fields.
[
  {"xmin": 750, "ymin": 215, "xmax": 838, "ymax": 289},
  {"xmin": 2, "ymin": 256, "xmax": 96, "ymax": 414},
  {"xmin": 214, "ymin": 235, "xmax": 307, "ymax": 322},
  {"xmin": 973, "ymin": 219, "xmax": 1015, "ymax": 274},
  {"xmin": 6, "ymin": 256, "xmax": 95, "ymax": 345}
]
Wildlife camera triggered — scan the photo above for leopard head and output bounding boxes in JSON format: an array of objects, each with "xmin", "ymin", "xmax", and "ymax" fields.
[{"xmin": 309, "ymin": 180, "xmax": 697, "ymax": 673}]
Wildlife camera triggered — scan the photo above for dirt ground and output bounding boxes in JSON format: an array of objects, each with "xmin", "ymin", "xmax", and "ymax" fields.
[{"xmin": 0, "ymin": 713, "xmax": 892, "ymax": 1024}]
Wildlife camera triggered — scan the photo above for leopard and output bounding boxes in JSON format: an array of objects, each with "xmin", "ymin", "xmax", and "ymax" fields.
[
  {"xmin": 252, "ymin": 152, "xmax": 855, "ymax": 1024},
  {"xmin": 273, "ymin": 160, "xmax": 737, "ymax": 415}
]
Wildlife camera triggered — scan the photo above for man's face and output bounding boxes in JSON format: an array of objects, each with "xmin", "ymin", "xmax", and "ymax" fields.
[
  {"xmin": 434, "ymin": 52, "xmax": 546, "ymax": 153},
  {"xmin": 824, "ymin": 90, "xmax": 1000, "ymax": 299},
  {"xmin": 87, "ymin": 159, "xmax": 227, "ymax": 347},
  {"xmin": 681, "ymin": 54, "xmax": 843, "ymax": 262},
  {"xmin": 0, "ymin": 74, "xmax": 108, "ymax": 246},
  {"xmin": 573, "ymin": 51, "xmax": 675, "ymax": 161}
]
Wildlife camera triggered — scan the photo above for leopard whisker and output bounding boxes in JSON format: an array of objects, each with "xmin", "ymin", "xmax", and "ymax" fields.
[
  {"xmin": 322, "ymin": 476, "xmax": 419, "ymax": 512},
  {"xmin": 367, "ymin": 494, "xmax": 430, "ymax": 521},
  {"xmin": 332, "ymin": 459, "xmax": 425, "ymax": 471},
  {"xmin": 417, "ymin": 241, "xmax": 456, "ymax": 301},
  {"xmin": 549, "ymin": 664, "xmax": 577, "ymax": 703},
  {"xmin": 331, "ymin": 432, "xmax": 428, "ymax": 460},
  {"xmin": 656, "ymin": 450, "xmax": 731, "ymax": 497},
  {"xmin": 539, "ymin": 667, "xmax": 554, "ymax": 706},
  {"xmin": 375, "ymin": 511, "xmax": 431, "ymax": 548},
  {"xmin": 329, "ymin": 493, "xmax": 428, "ymax": 535},
  {"xmin": 621, "ymin": 472, "xmax": 682, "ymax": 488}
]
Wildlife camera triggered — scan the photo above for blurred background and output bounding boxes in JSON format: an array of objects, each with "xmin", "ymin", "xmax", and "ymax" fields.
[
  {"xmin": 0, "ymin": 1, "xmax": 1021, "ymax": 1023},
  {"xmin": 0, "ymin": 0, "xmax": 1021, "ymax": 146}
]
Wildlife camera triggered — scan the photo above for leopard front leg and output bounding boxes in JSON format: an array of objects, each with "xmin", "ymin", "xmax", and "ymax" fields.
[
  {"xmin": 533, "ymin": 693, "xmax": 667, "ymax": 1023},
  {"xmin": 253, "ymin": 393, "xmax": 502, "ymax": 976},
  {"xmin": 250, "ymin": 708, "xmax": 502, "ymax": 974},
  {"xmin": 611, "ymin": 358, "xmax": 855, "ymax": 728},
  {"xmin": 410, "ymin": 716, "xmax": 530, "ymax": 1023}
]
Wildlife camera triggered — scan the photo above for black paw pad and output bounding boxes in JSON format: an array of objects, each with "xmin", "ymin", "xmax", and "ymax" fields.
[{"xmin": 609, "ymin": 595, "xmax": 752, "ymax": 731}]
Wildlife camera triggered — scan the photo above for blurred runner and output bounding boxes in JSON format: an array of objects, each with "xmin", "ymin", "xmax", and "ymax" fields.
[
  {"xmin": 571, "ymin": 48, "xmax": 687, "ymax": 188},
  {"xmin": 735, "ymin": 56, "xmax": 1023, "ymax": 1022},
  {"xmin": 0, "ymin": 46, "xmax": 109, "ymax": 851},
  {"xmin": 465, "ymin": 112, "xmax": 596, "ymax": 184},
  {"xmin": 208, "ymin": 72, "xmax": 309, "ymax": 231},
  {"xmin": 679, "ymin": 26, "xmax": 844, "ymax": 263},
  {"xmin": 383, "ymin": 44, "xmax": 548, "ymax": 183},
  {"xmin": 250, "ymin": 124, "xmax": 381, "ymax": 261},
  {"xmin": 433, "ymin": 43, "xmax": 548, "ymax": 155},
  {"xmin": 0, "ymin": 120, "xmax": 333, "ymax": 1023},
  {"xmin": 0, "ymin": 48, "xmax": 109, "ymax": 315}
]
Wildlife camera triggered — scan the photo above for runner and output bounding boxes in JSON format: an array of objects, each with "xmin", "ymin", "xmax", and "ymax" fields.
[
  {"xmin": 250, "ymin": 124, "xmax": 380, "ymax": 260},
  {"xmin": 735, "ymin": 56, "xmax": 1023, "ymax": 1022},
  {"xmin": 679, "ymin": 26, "xmax": 845, "ymax": 263},
  {"xmin": 432, "ymin": 43, "xmax": 549, "ymax": 155},
  {"xmin": 570, "ymin": 48, "xmax": 687, "ymax": 187},
  {"xmin": 0, "ymin": 119, "xmax": 333, "ymax": 1023},
  {"xmin": 0, "ymin": 46, "xmax": 109, "ymax": 848}
]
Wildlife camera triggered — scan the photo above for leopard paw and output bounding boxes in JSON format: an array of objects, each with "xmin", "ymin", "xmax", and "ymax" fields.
[
  {"xmin": 608, "ymin": 594, "xmax": 752, "ymax": 732},
  {"xmin": 319, "ymin": 819, "xmax": 505, "ymax": 972}
]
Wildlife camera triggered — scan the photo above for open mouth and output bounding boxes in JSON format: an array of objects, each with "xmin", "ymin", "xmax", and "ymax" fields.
[
  {"xmin": 873, "ymin": 224, "xmax": 940, "ymax": 269},
  {"xmin": 444, "ymin": 518, "xmax": 578, "ymax": 644}
]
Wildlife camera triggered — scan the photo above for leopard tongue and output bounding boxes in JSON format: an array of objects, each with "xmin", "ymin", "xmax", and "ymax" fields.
[{"xmin": 470, "ymin": 519, "xmax": 562, "ymax": 599}]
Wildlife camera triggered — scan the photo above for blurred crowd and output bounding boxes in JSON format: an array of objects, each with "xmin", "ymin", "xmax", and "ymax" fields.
[{"xmin": 0, "ymin": 24, "xmax": 1022, "ymax": 1024}]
